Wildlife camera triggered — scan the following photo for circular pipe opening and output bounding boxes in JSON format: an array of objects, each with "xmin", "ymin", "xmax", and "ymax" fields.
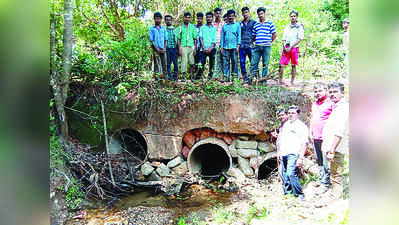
[
  {"xmin": 188, "ymin": 138, "xmax": 232, "ymax": 176},
  {"xmin": 110, "ymin": 128, "xmax": 148, "ymax": 161},
  {"xmin": 258, "ymin": 157, "xmax": 278, "ymax": 180}
]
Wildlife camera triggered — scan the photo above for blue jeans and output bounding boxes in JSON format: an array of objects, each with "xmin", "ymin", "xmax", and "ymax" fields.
[
  {"xmin": 239, "ymin": 48, "xmax": 252, "ymax": 81},
  {"xmin": 250, "ymin": 45, "xmax": 271, "ymax": 80},
  {"xmin": 282, "ymin": 154, "xmax": 304, "ymax": 196},
  {"xmin": 222, "ymin": 49, "xmax": 239, "ymax": 81},
  {"xmin": 167, "ymin": 48, "xmax": 178, "ymax": 80}
]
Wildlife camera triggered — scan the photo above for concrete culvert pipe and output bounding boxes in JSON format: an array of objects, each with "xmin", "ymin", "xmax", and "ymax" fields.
[
  {"xmin": 187, "ymin": 137, "xmax": 232, "ymax": 176},
  {"xmin": 258, "ymin": 157, "xmax": 278, "ymax": 180},
  {"xmin": 109, "ymin": 128, "xmax": 148, "ymax": 161}
]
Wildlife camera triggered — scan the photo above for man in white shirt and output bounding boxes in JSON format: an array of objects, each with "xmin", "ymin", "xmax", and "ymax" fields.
[
  {"xmin": 318, "ymin": 82, "xmax": 349, "ymax": 196},
  {"xmin": 278, "ymin": 105, "xmax": 309, "ymax": 200}
]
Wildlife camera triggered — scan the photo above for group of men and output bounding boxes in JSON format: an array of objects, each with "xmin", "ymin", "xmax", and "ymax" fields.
[
  {"xmin": 273, "ymin": 82, "xmax": 348, "ymax": 200},
  {"xmin": 149, "ymin": 6, "xmax": 305, "ymax": 85}
]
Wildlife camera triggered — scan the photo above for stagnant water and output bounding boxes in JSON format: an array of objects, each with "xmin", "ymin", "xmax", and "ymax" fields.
[{"xmin": 67, "ymin": 184, "xmax": 235, "ymax": 224}]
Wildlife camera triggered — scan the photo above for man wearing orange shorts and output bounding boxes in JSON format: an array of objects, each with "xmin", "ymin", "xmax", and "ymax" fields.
[{"xmin": 279, "ymin": 10, "xmax": 304, "ymax": 86}]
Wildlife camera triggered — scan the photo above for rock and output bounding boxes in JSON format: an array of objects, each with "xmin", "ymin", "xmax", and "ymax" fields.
[
  {"xmin": 258, "ymin": 142, "xmax": 276, "ymax": 153},
  {"xmin": 183, "ymin": 131, "xmax": 196, "ymax": 149},
  {"xmin": 161, "ymin": 178, "xmax": 184, "ymax": 195},
  {"xmin": 108, "ymin": 137, "xmax": 122, "ymax": 154},
  {"xmin": 199, "ymin": 128, "xmax": 216, "ymax": 140},
  {"xmin": 233, "ymin": 140, "xmax": 258, "ymax": 149},
  {"xmin": 156, "ymin": 163, "xmax": 171, "ymax": 177},
  {"xmin": 141, "ymin": 162, "xmax": 155, "ymax": 176},
  {"xmin": 135, "ymin": 170, "xmax": 145, "ymax": 181},
  {"xmin": 228, "ymin": 144, "xmax": 238, "ymax": 157},
  {"xmin": 181, "ymin": 145, "xmax": 190, "ymax": 158},
  {"xmin": 151, "ymin": 161, "xmax": 161, "ymax": 167},
  {"xmin": 238, "ymin": 156, "xmax": 253, "ymax": 176},
  {"xmin": 172, "ymin": 162, "xmax": 188, "ymax": 176},
  {"xmin": 145, "ymin": 134, "xmax": 181, "ymax": 160},
  {"xmin": 237, "ymin": 148, "xmax": 259, "ymax": 158},
  {"xmin": 249, "ymin": 157, "xmax": 261, "ymax": 170},
  {"xmin": 148, "ymin": 171, "xmax": 161, "ymax": 181},
  {"xmin": 167, "ymin": 156, "xmax": 182, "ymax": 168},
  {"xmin": 254, "ymin": 131, "xmax": 269, "ymax": 142},
  {"xmin": 226, "ymin": 167, "xmax": 246, "ymax": 187},
  {"xmin": 222, "ymin": 134, "xmax": 233, "ymax": 145},
  {"xmin": 238, "ymin": 135, "xmax": 249, "ymax": 141}
]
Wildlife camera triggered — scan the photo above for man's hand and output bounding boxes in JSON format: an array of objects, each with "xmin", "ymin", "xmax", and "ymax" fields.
[
  {"xmin": 235, "ymin": 47, "xmax": 239, "ymax": 54},
  {"xmin": 178, "ymin": 48, "xmax": 182, "ymax": 57},
  {"xmin": 327, "ymin": 151, "xmax": 335, "ymax": 162},
  {"xmin": 193, "ymin": 48, "xmax": 197, "ymax": 56},
  {"xmin": 220, "ymin": 48, "xmax": 224, "ymax": 55},
  {"xmin": 296, "ymin": 157, "xmax": 303, "ymax": 168}
]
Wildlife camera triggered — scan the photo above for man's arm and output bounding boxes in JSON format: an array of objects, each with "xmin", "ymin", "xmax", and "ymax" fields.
[
  {"xmin": 271, "ymin": 32, "xmax": 277, "ymax": 42},
  {"xmin": 177, "ymin": 39, "xmax": 182, "ymax": 56},
  {"xmin": 326, "ymin": 135, "xmax": 343, "ymax": 161}
]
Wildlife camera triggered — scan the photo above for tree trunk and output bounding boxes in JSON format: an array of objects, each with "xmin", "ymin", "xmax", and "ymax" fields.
[{"xmin": 50, "ymin": 0, "xmax": 73, "ymax": 142}]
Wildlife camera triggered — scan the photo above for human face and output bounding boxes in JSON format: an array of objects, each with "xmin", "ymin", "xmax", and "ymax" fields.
[
  {"xmin": 278, "ymin": 112, "xmax": 288, "ymax": 122},
  {"xmin": 290, "ymin": 13, "xmax": 297, "ymax": 24},
  {"xmin": 197, "ymin": 16, "xmax": 203, "ymax": 25},
  {"xmin": 257, "ymin": 10, "xmax": 265, "ymax": 22},
  {"xmin": 184, "ymin": 15, "xmax": 191, "ymax": 24},
  {"xmin": 223, "ymin": 16, "xmax": 228, "ymax": 22},
  {"xmin": 228, "ymin": 13, "xmax": 235, "ymax": 23},
  {"xmin": 215, "ymin": 11, "xmax": 221, "ymax": 20},
  {"xmin": 287, "ymin": 109, "xmax": 299, "ymax": 121},
  {"xmin": 328, "ymin": 87, "xmax": 344, "ymax": 104},
  {"xmin": 206, "ymin": 15, "xmax": 213, "ymax": 24},
  {"xmin": 242, "ymin": 10, "xmax": 249, "ymax": 20},
  {"xmin": 314, "ymin": 87, "xmax": 327, "ymax": 101},
  {"xmin": 155, "ymin": 16, "xmax": 161, "ymax": 26},
  {"xmin": 165, "ymin": 17, "xmax": 172, "ymax": 26},
  {"xmin": 342, "ymin": 21, "xmax": 349, "ymax": 31}
]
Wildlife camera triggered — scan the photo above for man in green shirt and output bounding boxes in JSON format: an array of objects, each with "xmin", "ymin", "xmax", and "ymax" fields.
[
  {"xmin": 165, "ymin": 15, "xmax": 178, "ymax": 80},
  {"xmin": 199, "ymin": 12, "xmax": 217, "ymax": 80},
  {"xmin": 176, "ymin": 12, "xmax": 198, "ymax": 80}
]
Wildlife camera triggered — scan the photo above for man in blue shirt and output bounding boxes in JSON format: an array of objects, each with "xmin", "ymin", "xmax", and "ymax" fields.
[
  {"xmin": 220, "ymin": 9, "xmax": 241, "ymax": 82},
  {"xmin": 199, "ymin": 12, "xmax": 217, "ymax": 80},
  {"xmin": 149, "ymin": 12, "xmax": 168, "ymax": 80},
  {"xmin": 239, "ymin": 7, "xmax": 256, "ymax": 83},
  {"xmin": 250, "ymin": 7, "xmax": 277, "ymax": 84}
]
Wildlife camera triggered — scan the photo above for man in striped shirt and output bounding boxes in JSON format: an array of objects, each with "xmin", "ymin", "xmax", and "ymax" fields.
[{"xmin": 250, "ymin": 7, "xmax": 277, "ymax": 84}]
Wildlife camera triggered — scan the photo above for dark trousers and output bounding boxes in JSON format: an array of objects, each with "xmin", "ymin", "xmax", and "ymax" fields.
[
  {"xmin": 167, "ymin": 48, "xmax": 178, "ymax": 80},
  {"xmin": 200, "ymin": 48, "xmax": 216, "ymax": 79},
  {"xmin": 194, "ymin": 50, "xmax": 203, "ymax": 80},
  {"xmin": 239, "ymin": 48, "xmax": 252, "ymax": 81}
]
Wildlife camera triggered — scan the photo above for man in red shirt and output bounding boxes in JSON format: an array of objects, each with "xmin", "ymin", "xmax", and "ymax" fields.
[{"xmin": 310, "ymin": 82, "xmax": 334, "ymax": 187}]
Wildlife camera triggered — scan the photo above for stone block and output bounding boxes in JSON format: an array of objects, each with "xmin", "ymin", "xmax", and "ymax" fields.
[
  {"xmin": 156, "ymin": 163, "xmax": 171, "ymax": 177},
  {"xmin": 258, "ymin": 142, "xmax": 276, "ymax": 153},
  {"xmin": 141, "ymin": 162, "xmax": 155, "ymax": 176},
  {"xmin": 167, "ymin": 156, "xmax": 182, "ymax": 168},
  {"xmin": 183, "ymin": 131, "xmax": 196, "ymax": 149},
  {"xmin": 181, "ymin": 145, "xmax": 190, "ymax": 158},
  {"xmin": 228, "ymin": 144, "xmax": 238, "ymax": 157},
  {"xmin": 222, "ymin": 134, "xmax": 233, "ymax": 145},
  {"xmin": 233, "ymin": 140, "xmax": 258, "ymax": 149},
  {"xmin": 151, "ymin": 161, "xmax": 161, "ymax": 167},
  {"xmin": 145, "ymin": 134, "xmax": 181, "ymax": 160},
  {"xmin": 148, "ymin": 171, "xmax": 161, "ymax": 181},
  {"xmin": 172, "ymin": 162, "xmax": 188, "ymax": 176},
  {"xmin": 238, "ymin": 156, "xmax": 253, "ymax": 176},
  {"xmin": 255, "ymin": 131, "xmax": 269, "ymax": 142},
  {"xmin": 237, "ymin": 148, "xmax": 259, "ymax": 158}
]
